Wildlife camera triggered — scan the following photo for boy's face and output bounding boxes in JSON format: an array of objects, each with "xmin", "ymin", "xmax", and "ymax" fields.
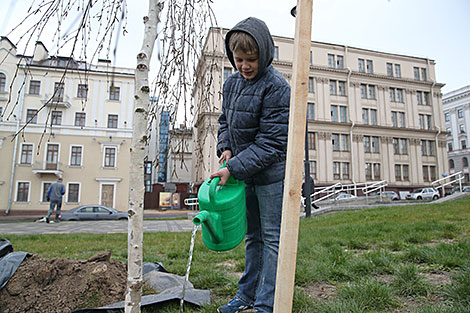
[{"xmin": 233, "ymin": 50, "xmax": 259, "ymax": 80}]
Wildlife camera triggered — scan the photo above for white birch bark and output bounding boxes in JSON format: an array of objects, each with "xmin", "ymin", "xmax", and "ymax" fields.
[{"xmin": 125, "ymin": 1, "xmax": 163, "ymax": 312}]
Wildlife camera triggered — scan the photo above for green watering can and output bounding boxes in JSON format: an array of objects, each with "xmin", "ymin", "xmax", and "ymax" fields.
[{"xmin": 193, "ymin": 167, "xmax": 247, "ymax": 251}]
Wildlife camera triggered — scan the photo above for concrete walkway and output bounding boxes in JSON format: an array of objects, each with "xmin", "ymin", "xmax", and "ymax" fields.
[{"xmin": 0, "ymin": 219, "xmax": 194, "ymax": 236}]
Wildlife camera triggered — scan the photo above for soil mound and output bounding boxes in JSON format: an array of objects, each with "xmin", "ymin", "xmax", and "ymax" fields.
[{"xmin": 0, "ymin": 250, "xmax": 127, "ymax": 313}]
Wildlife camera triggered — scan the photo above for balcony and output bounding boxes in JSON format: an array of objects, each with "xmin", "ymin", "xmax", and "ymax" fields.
[
  {"xmin": 32, "ymin": 161, "xmax": 64, "ymax": 177},
  {"xmin": 41, "ymin": 94, "xmax": 71, "ymax": 108}
]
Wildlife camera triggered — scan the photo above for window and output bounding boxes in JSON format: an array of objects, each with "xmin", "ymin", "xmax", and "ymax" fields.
[
  {"xmin": 308, "ymin": 77, "xmax": 314, "ymax": 93},
  {"xmin": 387, "ymin": 63, "xmax": 393, "ymax": 77},
  {"xmin": 389, "ymin": 88, "xmax": 403, "ymax": 102},
  {"xmin": 107, "ymin": 114, "xmax": 118, "ymax": 128},
  {"xmin": 362, "ymin": 109, "xmax": 369, "ymax": 125},
  {"xmin": 458, "ymin": 109, "xmax": 464, "ymax": 118},
  {"xmin": 307, "ymin": 132, "xmax": 316, "ymax": 150},
  {"xmin": 307, "ymin": 103, "xmax": 315, "ymax": 120},
  {"xmin": 398, "ymin": 112, "xmax": 405, "ymax": 127},
  {"xmin": 67, "ymin": 183, "xmax": 80, "ymax": 202},
  {"xmin": 223, "ymin": 67, "xmax": 232, "ymax": 81},
  {"xmin": 421, "ymin": 114, "xmax": 429, "ymax": 129},
  {"xmin": 426, "ymin": 115, "xmax": 432, "ymax": 130},
  {"xmin": 53, "ymin": 82, "xmax": 65, "ymax": 101},
  {"xmin": 449, "ymin": 159, "xmax": 454, "ymax": 169},
  {"xmin": 459, "ymin": 124, "xmax": 465, "ymax": 133},
  {"xmin": 392, "ymin": 112, "xmax": 397, "ymax": 127},
  {"xmin": 358, "ymin": 59, "xmax": 365, "ymax": 73},
  {"xmin": 422, "ymin": 140, "xmax": 435, "ymax": 156},
  {"xmin": 394, "ymin": 64, "xmax": 401, "ymax": 78},
  {"xmin": 333, "ymin": 162, "xmax": 350, "ymax": 180},
  {"xmin": 361, "ymin": 84, "xmax": 376, "ymax": 99},
  {"xmin": 396, "ymin": 89, "xmax": 403, "ymax": 102},
  {"xmin": 77, "ymin": 84, "xmax": 88, "ymax": 98},
  {"xmin": 332, "ymin": 134, "xmax": 339, "ymax": 151},
  {"xmin": 448, "ymin": 142, "xmax": 453, "ymax": 152},
  {"xmin": 365, "ymin": 163, "xmax": 372, "ymax": 180},
  {"xmin": 70, "ymin": 146, "xmax": 82, "ymax": 166},
  {"xmin": 393, "ymin": 138, "xmax": 408, "ymax": 154},
  {"xmin": 51, "ymin": 111, "xmax": 62, "ymax": 125},
  {"xmin": 274, "ymin": 46, "xmax": 279, "ymax": 61},
  {"xmin": 389, "ymin": 88, "xmax": 396, "ymax": 102},
  {"xmin": 395, "ymin": 164, "xmax": 409, "ymax": 181},
  {"xmin": 372, "ymin": 136, "xmax": 379, "ymax": 153},
  {"xmin": 370, "ymin": 109, "xmax": 377, "ymax": 125},
  {"xmin": 417, "ymin": 91, "xmax": 430, "ymax": 105},
  {"xmin": 341, "ymin": 134, "xmax": 349, "ymax": 151},
  {"xmin": 328, "ymin": 54, "xmax": 343, "ymax": 69},
  {"xmin": 328, "ymin": 54, "xmax": 335, "ymax": 68},
  {"xmin": 309, "ymin": 161, "xmax": 317, "ymax": 179},
  {"xmin": 29, "ymin": 80, "xmax": 41, "ymax": 95},
  {"xmin": 423, "ymin": 165, "xmax": 430, "ymax": 182},
  {"xmin": 446, "ymin": 127, "xmax": 451, "ymax": 134},
  {"xmin": 20, "ymin": 144, "xmax": 33, "ymax": 164},
  {"xmin": 366, "ymin": 60, "xmax": 373, "ymax": 74},
  {"xmin": 445, "ymin": 113, "xmax": 450, "ymax": 122},
  {"xmin": 331, "ymin": 133, "xmax": 349, "ymax": 151},
  {"xmin": 75, "ymin": 112, "xmax": 86, "ymax": 127},
  {"xmin": 421, "ymin": 68, "xmax": 427, "ymax": 81},
  {"xmin": 26, "ymin": 109, "xmax": 38, "ymax": 124},
  {"xmin": 42, "ymin": 182, "xmax": 51, "ymax": 202},
  {"xmin": 463, "ymin": 157, "xmax": 468, "ymax": 167},
  {"xmin": 16, "ymin": 182, "xmax": 30, "ymax": 202},
  {"xmin": 365, "ymin": 163, "xmax": 381, "ymax": 181},
  {"xmin": 462, "ymin": 140, "xmax": 467, "ymax": 150},
  {"xmin": 104, "ymin": 147, "xmax": 116, "ymax": 168},
  {"xmin": 331, "ymin": 105, "xmax": 347, "ymax": 123},
  {"xmin": 421, "ymin": 140, "xmax": 427, "ymax": 156},
  {"xmin": 414, "ymin": 67, "xmax": 420, "ymax": 80},
  {"xmin": 330, "ymin": 80, "xmax": 346, "ymax": 96},
  {"xmin": 364, "ymin": 136, "xmax": 371, "ymax": 153},
  {"xmin": 0, "ymin": 73, "xmax": 6, "ymax": 92},
  {"xmin": 109, "ymin": 86, "xmax": 120, "ymax": 100}
]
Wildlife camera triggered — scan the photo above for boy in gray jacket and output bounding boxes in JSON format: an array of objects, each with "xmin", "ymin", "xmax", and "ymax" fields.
[
  {"xmin": 210, "ymin": 17, "xmax": 290, "ymax": 313},
  {"xmin": 46, "ymin": 177, "xmax": 65, "ymax": 223}
]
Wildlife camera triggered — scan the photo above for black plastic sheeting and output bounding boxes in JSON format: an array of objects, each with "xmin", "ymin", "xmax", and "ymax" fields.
[
  {"xmin": 71, "ymin": 262, "xmax": 210, "ymax": 313},
  {"xmin": 0, "ymin": 238, "xmax": 30, "ymax": 290}
]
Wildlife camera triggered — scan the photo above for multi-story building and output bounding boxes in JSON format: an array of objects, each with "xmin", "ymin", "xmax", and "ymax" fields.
[
  {"xmin": 192, "ymin": 28, "xmax": 448, "ymax": 193},
  {"xmin": 0, "ymin": 37, "xmax": 135, "ymax": 213},
  {"xmin": 443, "ymin": 85, "xmax": 470, "ymax": 183}
]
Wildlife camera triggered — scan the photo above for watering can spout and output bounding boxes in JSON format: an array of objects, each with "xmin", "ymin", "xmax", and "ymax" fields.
[{"xmin": 193, "ymin": 211, "xmax": 224, "ymax": 244}]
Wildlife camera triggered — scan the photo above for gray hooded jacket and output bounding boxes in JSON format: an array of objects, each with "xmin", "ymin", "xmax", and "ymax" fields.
[{"xmin": 217, "ymin": 17, "xmax": 290, "ymax": 185}]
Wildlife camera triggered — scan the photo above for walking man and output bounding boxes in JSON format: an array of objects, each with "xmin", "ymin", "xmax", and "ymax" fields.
[{"xmin": 46, "ymin": 177, "xmax": 65, "ymax": 223}]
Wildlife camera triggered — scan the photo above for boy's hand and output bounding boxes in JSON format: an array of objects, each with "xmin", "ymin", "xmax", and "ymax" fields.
[
  {"xmin": 209, "ymin": 167, "xmax": 231, "ymax": 185},
  {"xmin": 219, "ymin": 150, "xmax": 232, "ymax": 165}
]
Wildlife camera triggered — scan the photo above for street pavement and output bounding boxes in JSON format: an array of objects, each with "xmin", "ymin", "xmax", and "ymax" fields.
[{"xmin": 0, "ymin": 219, "xmax": 195, "ymax": 236}]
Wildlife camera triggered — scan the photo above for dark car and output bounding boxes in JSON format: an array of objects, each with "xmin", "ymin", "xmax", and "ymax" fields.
[{"xmin": 60, "ymin": 205, "xmax": 128, "ymax": 221}]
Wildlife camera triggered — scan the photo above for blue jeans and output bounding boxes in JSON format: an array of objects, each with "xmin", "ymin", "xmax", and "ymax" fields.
[
  {"xmin": 236, "ymin": 180, "xmax": 284, "ymax": 313},
  {"xmin": 47, "ymin": 199, "xmax": 62, "ymax": 219}
]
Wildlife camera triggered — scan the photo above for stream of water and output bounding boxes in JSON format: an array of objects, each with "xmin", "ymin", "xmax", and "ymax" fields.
[{"xmin": 179, "ymin": 223, "xmax": 198, "ymax": 313}]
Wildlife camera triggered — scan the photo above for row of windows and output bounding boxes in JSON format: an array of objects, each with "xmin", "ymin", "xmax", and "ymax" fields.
[
  {"xmin": 326, "ymin": 54, "xmax": 428, "ymax": 81},
  {"xmin": 444, "ymin": 109, "xmax": 466, "ymax": 121},
  {"xmin": 15, "ymin": 181, "xmax": 80, "ymax": 203},
  {"xmin": 19, "ymin": 143, "xmax": 118, "ymax": 168},
  {"xmin": 0, "ymin": 74, "xmax": 121, "ymax": 101},
  {"xmin": 449, "ymin": 157, "xmax": 469, "ymax": 169},
  {"xmin": 24, "ymin": 109, "xmax": 121, "ymax": 128},
  {"xmin": 307, "ymin": 161, "xmax": 436, "ymax": 183},
  {"xmin": 448, "ymin": 139, "xmax": 467, "ymax": 152}
]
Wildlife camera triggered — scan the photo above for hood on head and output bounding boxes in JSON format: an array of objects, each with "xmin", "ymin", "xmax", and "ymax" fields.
[{"xmin": 225, "ymin": 17, "xmax": 274, "ymax": 81}]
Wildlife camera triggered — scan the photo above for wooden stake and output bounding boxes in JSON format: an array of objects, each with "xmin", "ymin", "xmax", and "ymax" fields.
[{"xmin": 273, "ymin": 1, "xmax": 313, "ymax": 312}]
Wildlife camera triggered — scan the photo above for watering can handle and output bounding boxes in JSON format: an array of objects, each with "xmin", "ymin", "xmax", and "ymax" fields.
[{"xmin": 209, "ymin": 177, "xmax": 220, "ymax": 204}]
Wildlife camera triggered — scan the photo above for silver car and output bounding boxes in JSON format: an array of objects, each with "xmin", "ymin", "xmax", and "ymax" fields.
[
  {"xmin": 406, "ymin": 188, "xmax": 440, "ymax": 200},
  {"xmin": 60, "ymin": 205, "xmax": 128, "ymax": 221}
]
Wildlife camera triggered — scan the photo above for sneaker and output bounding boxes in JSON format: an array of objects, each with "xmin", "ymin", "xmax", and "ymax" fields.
[
  {"xmin": 45, "ymin": 217, "xmax": 50, "ymax": 224},
  {"xmin": 217, "ymin": 297, "xmax": 253, "ymax": 313}
]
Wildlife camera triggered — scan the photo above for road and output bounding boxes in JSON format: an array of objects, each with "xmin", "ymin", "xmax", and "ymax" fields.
[{"xmin": 0, "ymin": 219, "xmax": 195, "ymax": 236}]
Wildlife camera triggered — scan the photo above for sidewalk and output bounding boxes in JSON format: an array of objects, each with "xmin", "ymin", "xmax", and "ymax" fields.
[{"xmin": 0, "ymin": 209, "xmax": 194, "ymax": 222}]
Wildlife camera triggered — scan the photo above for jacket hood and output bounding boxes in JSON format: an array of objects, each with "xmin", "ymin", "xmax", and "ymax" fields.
[{"xmin": 225, "ymin": 17, "xmax": 274, "ymax": 81}]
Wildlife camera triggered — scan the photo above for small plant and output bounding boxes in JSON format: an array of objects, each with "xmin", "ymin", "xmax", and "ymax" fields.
[{"xmin": 443, "ymin": 266, "xmax": 470, "ymax": 307}]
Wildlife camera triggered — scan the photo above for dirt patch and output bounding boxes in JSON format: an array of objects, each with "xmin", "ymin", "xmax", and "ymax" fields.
[
  {"xmin": 0, "ymin": 250, "xmax": 127, "ymax": 313},
  {"xmin": 303, "ymin": 282, "xmax": 337, "ymax": 300}
]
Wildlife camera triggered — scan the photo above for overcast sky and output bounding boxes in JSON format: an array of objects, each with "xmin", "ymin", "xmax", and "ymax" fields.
[{"xmin": 2, "ymin": 0, "xmax": 469, "ymax": 94}]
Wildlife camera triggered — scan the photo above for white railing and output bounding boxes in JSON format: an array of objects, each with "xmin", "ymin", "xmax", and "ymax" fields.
[
  {"xmin": 362, "ymin": 180, "xmax": 388, "ymax": 196},
  {"xmin": 432, "ymin": 171, "xmax": 463, "ymax": 195},
  {"xmin": 311, "ymin": 182, "xmax": 343, "ymax": 204}
]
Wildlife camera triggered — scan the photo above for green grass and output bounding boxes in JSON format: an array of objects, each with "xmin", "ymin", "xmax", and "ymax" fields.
[{"xmin": 2, "ymin": 197, "xmax": 470, "ymax": 312}]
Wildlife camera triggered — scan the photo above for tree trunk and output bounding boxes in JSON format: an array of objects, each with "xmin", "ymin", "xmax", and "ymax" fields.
[{"xmin": 125, "ymin": 1, "xmax": 163, "ymax": 312}]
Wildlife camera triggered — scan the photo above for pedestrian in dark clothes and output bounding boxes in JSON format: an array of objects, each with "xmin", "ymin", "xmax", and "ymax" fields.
[{"xmin": 302, "ymin": 175, "xmax": 319, "ymax": 209}]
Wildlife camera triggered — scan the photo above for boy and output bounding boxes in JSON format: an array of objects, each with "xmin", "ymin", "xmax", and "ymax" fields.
[{"xmin": 209, "ymin": 17, "xmax": 290, "ymax": 313}]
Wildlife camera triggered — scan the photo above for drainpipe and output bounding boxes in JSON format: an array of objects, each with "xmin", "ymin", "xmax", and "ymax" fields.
[
  {"xmin": 5, "ymin": 65, "xmax": 26, "ymax": 215},
  {"xmin": 346, "ymin": 65, "xmax": 356, "ymax": 193},
  {"xmin": 430, "ymin": 81, "xmax": 443, "ymax": 194}
]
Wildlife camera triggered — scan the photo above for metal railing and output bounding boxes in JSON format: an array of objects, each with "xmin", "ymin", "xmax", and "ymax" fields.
[
  {"xmin": 362, "ymin": 180, "xmax": 388, "ymax": 196},
  {"xmin": 432, "ymin": 171, "xmax": 463, "ymax": 195},
  {"xmin": 311, "ymin": 182, "xmax": 343, "ymax": 204}
]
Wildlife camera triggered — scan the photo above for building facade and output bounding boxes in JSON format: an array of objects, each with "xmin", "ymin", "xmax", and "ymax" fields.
[
  {"xmin": 0, "ymin": 37, "xmax": 135, "ymax": 213},
  {"xmin": 443, "ymin": 85, "xmax": 470, "ymax": 183},
  {"xmin": 192, "ymin": 28, "xmax": 448, "ymax": 193}
]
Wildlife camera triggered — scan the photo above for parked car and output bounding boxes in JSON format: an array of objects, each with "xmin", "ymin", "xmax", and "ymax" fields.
[
  {"xmin": 335, "ymin": 193, "xmax": 357, "ymax": 201},
  {"xmin": 60, "ymin": 205, "xmax": 128, "ymax": 221},
  {"xmin": 405, "ymin": 188, "xmax": 440, "ymax": 200},
  {"xmin": 380, "ymin": 191, "xmax": 399, "ymax": 200},
  {"xmin": 463, "ymin": 186, "xmax": 470, "ymax": 192}
]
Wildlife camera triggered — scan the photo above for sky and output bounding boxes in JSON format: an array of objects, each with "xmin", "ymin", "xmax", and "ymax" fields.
[{"xmin": 1, "ymin": 0, "xmax": 469, "ymax": 95}]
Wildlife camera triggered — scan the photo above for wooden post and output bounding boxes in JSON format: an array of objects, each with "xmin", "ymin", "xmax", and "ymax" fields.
[{"xmin": 273, "ymin": 1, "xmax": 313, "ymax": 312}]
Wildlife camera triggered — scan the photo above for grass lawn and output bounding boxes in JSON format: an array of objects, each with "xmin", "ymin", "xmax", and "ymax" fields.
[{"xmin": 2, "ymin": 197, "xmax": 470, "ymax": 312}]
